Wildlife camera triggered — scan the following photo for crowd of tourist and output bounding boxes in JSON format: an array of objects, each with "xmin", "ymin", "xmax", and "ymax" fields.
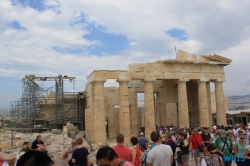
[
  {"xmin": 2, "ymin": 124, "xmax": 250, "ymax": 166},
  {"xmin": 97, "ymin": 124, "xmax": 250, "ymax": 166}
]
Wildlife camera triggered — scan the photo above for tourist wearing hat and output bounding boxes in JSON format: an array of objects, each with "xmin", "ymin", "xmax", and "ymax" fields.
[{"xmin": 214, "ymin": 129, "xmax": 234, "ymax": 166}]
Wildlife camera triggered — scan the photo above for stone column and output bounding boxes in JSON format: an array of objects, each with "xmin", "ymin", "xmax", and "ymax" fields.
[
  {"xmin": 158, "ymin": 87, "xmax": 166, "ymax": 126},
  {"xmin": 144, "ymin": 79, "xmax": 155, "ymax": 140},
  {"xmin": 206, "ymin": 82, "xmax": 213, "ymax": 127},
  {"xmin": 88, "ymin": 83, "xmax": 95, "ymax": 143},
  {"xmin": 85, "ymin": 109, "xmax": 91, "ymax": 141},
  {"xmin": 137, "ymin": 107, "xmax": 142, "ymax": 128},
  {"xmin": 215, "ymin": 81, "xmax": 227, "ymax": 125},
  {"xmin": 177, "ymin": 80, "xmax": 189, "ymax": 128},
  {"xmin": 93, "ymin": 80, "xmax": 106, "ymax": 143},
  {"xmin": 108, "ymin": 104, "xmax": 115, "ymax": 139},
  {"xmin": 198, "ymin": 81, "xmax": 209, "ymax": 127},
  {"xmin": 118, "ymin": 80, "xmax": 131, "ymax": 145},
  {"xmin": 114, "ymin": 108, "xmax": 119, "ymax": 135},
  {"xmin": 155, "ymin": 93, "xmax": 161, "ymax": 126},
  {"xmin": 129, "ymin": 87, "xmax": 138, "ymax": 136}
]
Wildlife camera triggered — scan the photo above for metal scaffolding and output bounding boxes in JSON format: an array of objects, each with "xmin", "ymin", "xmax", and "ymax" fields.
[{"xmin": 10, "ymin": 75, "xmax": 85, "ymax": 130}]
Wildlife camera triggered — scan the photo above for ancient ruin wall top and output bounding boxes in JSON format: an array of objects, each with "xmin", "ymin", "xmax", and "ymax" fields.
[
  {"xmin": 153, "ymin": 49, "xmax": 232, "ymax": 65},
  {"xmin": 87, "ymin": 49, "xmax": 232, "ymax": 83}
]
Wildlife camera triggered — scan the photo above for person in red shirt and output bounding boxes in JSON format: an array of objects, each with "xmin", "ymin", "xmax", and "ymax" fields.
[
  {"xmin": 97, "ymin": 146, "xmax": 134, "ymax": 166},
  {"xmin": 112, "ymin": 133, "xmax": 133, "ymax": 162},
  {"xmin": 130, "ymin": 137, "xmax": 142, "ymax": 166},
  {"xmin": 189, "ymin": 129, "xmax": 204, "ymax": 166}
]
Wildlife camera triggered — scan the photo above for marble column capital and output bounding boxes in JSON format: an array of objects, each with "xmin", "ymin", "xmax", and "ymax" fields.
[
  {"xmin": 142, "ymin": 78, "xmax": 156, "ymax": 83},
  {"xmin": 176, "ymin": 80, "xmax": 188, "ymax": 84},
  {"xmin": 212, "ymin": 79, "xmax": 225, "ymax": 83},
  {"xmin": 195, "ymin": 80, "xmax": 207, "ymax": 84},
  {"xmin": 92, "ymin": 79, "xmax": 106, "ymax": 84},
  {"xmin": 177, "ymin": 78, "xmax": 189, "ymax": 82}
]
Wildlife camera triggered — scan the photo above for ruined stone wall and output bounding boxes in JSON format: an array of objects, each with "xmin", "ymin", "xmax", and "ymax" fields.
[{"xmin": 160, "ymin": 80, "xmax": 178, "ymax": 126}]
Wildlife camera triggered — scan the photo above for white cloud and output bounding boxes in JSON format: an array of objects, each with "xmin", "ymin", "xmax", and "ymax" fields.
[{"xmin": 0, "ymin": 0, "xmax": 250, "ymax": 104}]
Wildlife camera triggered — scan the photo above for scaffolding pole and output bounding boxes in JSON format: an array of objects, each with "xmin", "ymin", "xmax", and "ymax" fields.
[{"xmin": 10, "ymin": 75, "xmax": 80, "ymax": 129}]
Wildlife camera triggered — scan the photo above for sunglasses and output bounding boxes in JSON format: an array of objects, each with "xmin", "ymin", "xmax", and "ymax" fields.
[
  {"xmin": 229, "ymin": 133, "xmax": 233, "ymax": 134},
  {"xmin": 210, "ymin": 152, "xmax": 217, "ymax": 154},
  {"xmin": 240, "ymin": 138, "xmax": 245, "ymax": 139}
]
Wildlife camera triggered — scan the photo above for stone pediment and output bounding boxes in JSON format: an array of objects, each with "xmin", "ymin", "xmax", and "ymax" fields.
[{"xmin": 176, "ymin": 49, "xmax": 232, "ymax": 65}]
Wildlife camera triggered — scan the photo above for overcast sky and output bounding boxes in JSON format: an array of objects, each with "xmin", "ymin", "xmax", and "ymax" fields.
[{"xmin": 1, "ymin": 0, "xmax": 250, "ymax": 109}]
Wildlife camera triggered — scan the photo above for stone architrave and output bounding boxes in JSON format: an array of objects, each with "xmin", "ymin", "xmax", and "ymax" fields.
[
  {"xmin": 117, "ymin": 80, "xmax": 131, "ymax": 145},
  {"xmin": 177, "ymin": 80, "xmax": 189, "ymax": 128},
  {"xmin": 93, "ymin": 80, "xmax": 106, "ymax": 143},
  {"xmin": 143, "ymin": 79, "xmax": 156, "ymax": 140},
  {"xmin": 197, "ymin": 80, "xmax": 209, "ymax": 127},
  {"xmin": 206, "ymin": 82, "xmax": 213, "ymax": 127},
  {"xmin": 215, "ymin": 80, "xmax": 227, "ymax": 125}
]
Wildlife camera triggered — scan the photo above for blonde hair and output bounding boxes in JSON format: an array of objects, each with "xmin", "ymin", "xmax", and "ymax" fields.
[
  {"xmin": 22, "ymin": 144, "xmax": 30, "ymax": 152},
  {"xmin": 226, "ymin": 130, "xmax": 232, "ymax": 136},
  {"xmin": 71, "ymin": 139, "xmax": 76, "ymax": 144}
]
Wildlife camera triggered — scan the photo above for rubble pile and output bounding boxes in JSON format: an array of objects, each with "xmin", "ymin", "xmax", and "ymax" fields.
[{"xmin": 0, "ymin": 123, "xmax": 92, "ymax": 166}]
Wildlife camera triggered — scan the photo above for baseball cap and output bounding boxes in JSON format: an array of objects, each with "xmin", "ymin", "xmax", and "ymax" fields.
[{"xmin": 219, "ymin": 129, "xmax": 226, "ymax": 137}]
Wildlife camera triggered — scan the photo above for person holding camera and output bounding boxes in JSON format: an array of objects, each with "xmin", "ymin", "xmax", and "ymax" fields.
[{"xmin": 214, "ymin": 129, "xmax": 234, "ymax": 166}]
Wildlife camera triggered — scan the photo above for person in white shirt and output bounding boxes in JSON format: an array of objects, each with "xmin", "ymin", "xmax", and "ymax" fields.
[
  {"xmin": 146, "ymin": 131, "xmax": 173, "ymax": 166},
  {"xmin": 246, "ymin": 126, "xmax": 250, "ymax": 142}
]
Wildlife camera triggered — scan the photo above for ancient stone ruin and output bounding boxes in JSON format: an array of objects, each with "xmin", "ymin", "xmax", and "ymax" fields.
[{"xmin": 85, "ymin": 49, "xmax": 232, "ymax": 144}]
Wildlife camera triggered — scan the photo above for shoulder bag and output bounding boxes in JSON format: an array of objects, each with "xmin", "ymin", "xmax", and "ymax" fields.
[
  {"xmin": 194, "ymin": 135, "xmax": 204, "ymax": 152},
  {"xmin": 220, "ymin": 136, "xmax": 232, "ymax": 154},
  {"xmin": 118, "ymin": 160, "xmax": 126, "ymax": 166},
  {"xmin": 217, "ymin": 137, "xmax": 226, "ymax": 156}
]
